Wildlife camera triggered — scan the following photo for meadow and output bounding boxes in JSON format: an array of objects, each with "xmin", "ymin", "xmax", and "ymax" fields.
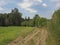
[{"xmin": 0, "ymin": 26, "xmax": 34, "ymax": 45}]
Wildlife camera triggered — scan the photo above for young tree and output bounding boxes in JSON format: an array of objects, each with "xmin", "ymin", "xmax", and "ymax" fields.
[{"xmin": 33, "ymin": 14, "xmax": 40, "ymax": 27}]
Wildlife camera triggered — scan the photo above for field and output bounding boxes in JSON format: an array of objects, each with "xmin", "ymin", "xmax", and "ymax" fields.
[
  {"xmin": 0, "ymin": 26, "xmax": 57, "ymax": 45},
  {"xmin": 0, "ymin": 26, "xmax": 34, "ymax": 45}
]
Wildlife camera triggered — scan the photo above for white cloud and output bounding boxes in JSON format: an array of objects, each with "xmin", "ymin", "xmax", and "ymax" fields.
[
  {"xmin": 25, "ymin": 8, "xmax": 37, "ymax": 13},
  {"xmin": 18, "ymin": 2, "xmax": 32, "ymax": 9},
  {"xmin": 42, "ymin": 3, "xmax": 47, "ymax": 7},
  {"xmin": 18, "ymin": 0, "xmax": 48, "ymax": 13},
  {"xmin": 0, "ymin": 7, "xmax": 4, "ymax": 11},
  {"xmin": 24, "ymin": 0, "xmax": 42, "ymax": 3},
  {"xmin": 37, "ymin": 0, "xmax": 42, "ymax": 2},
  {"xmin": 18, "ymin": 0, "xmax": 43, "ymax": 13},
  {"xmin": 18, "ymin": 2, "xmax": 37, "ymax": 13}
]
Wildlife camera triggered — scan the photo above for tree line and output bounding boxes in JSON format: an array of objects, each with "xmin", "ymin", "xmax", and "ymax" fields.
[{"xmin": 0, "ymin": 8, "xmax": 47, "ymax": 27}]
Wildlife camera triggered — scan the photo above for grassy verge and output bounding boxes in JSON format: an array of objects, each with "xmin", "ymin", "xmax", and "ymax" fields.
[
  {"xmin": 46, "ymin": 29, "xmax": 57, "ymax": 45},
  {"xmin": 0, "ymin": 26, "xmax": 34, "ymax": 45}
]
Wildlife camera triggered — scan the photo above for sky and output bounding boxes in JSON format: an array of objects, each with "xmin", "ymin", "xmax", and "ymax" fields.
[{"xmin": 0, "ymin": 0, "xmax": 60, "ymax": 19}]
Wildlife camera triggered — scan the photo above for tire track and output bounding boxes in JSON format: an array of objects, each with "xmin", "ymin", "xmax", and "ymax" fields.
[
  {"xmin": 17, "ymin": 30, "xmax": 40, "ymax": 45},
  {"xmin": 7, "ymin": 28, "xmax": 40, "ymax": 45},
  {"xmin": 8, "ymin": 28, "xmax": 48, "ymax": 45},
  {"xmin": 39, "ymin": 29, "xmax": 48, "ymax": 45}
]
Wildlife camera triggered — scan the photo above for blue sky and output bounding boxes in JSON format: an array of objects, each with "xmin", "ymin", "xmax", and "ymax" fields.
[{"xmin": 0, "ymin": 0, "xmax": 60, "ymax": 19}]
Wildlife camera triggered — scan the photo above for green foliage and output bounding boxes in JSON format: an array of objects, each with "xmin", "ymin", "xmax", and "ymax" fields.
[
  {"xmin": 48, "ymin": 9, "xmax": 60, "ymax": 45},
  {"xmin": 9, "ymin": 8, "xmax": 22, "ymax": 26},
  {"xmin": 0, "ymin": 27, "xmax": 34, "ymax": 45},
  {"xmin": 33, "ymin": 14, "xmax": 47, "ymax": 27},
  {"xmin": 21, "ymin": 17, "xmax": 33, "ymax": 27},
  {"xmin": 0, "ymin": 8, "xmax": 48, "ymax": 27},
  {"xmin": 0, "ymin": 8, "xmax": 22, "ymax": 26},
  {"xmin": 33, "ymin": 14, "xmax": 40, "ymax": 27},
  {"xmin": 39, "ymin": 17, "xmax": 47, "ymax": 27}
]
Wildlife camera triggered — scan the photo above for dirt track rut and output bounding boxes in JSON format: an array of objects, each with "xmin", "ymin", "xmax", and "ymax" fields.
[{"xmin": 8, "ymin": 28, "xmax": 48, "ymax": 45}]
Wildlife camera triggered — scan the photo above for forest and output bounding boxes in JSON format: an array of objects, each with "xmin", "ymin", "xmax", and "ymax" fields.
[{"xmin": 0, "ymin": 8, "xmax": 47, "ymax": 27}]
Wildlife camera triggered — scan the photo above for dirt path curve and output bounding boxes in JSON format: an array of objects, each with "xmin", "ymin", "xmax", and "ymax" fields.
[
  {"xmin": 8, "ymin": 28, "xmax": 40, "ymax": 45},
  {"xmin": 8, "ymin": 28, "xmax": 48, "ymax": 45},
  {"xmin": 17, "ymin": 30, "xmax": 40, "ymax": 45}
]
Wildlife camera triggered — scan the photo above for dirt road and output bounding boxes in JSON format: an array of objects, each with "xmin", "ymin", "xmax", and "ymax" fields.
[
  {"xmin": 39, "ymin": 29, "xmax": 48, "ymax": 45},
  {"xmin": 8, "ymin": 28, "xmax": 48, "ymax": 45}
]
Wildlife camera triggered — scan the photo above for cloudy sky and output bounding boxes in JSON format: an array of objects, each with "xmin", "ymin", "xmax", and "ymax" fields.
[{"xmin": 0, "ymin": 0, "xmax": 60, "ymax": 19}]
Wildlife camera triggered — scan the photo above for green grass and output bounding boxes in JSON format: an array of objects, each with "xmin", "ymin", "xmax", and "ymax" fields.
[
  {"xmin": 0, "ymin": 26, "xmax": 34, "ymax": 45},
  {"xmin": 46, "ymin": 31, "xmax": 57, "ymax": 45}
]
